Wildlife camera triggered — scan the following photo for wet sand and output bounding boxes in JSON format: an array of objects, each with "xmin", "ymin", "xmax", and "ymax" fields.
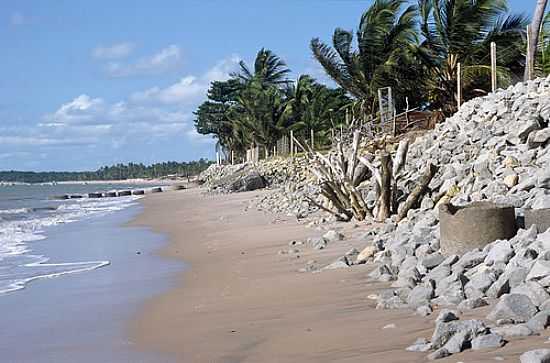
[{"xmin": 132, "ymin": 188, "xmax": 550, "ymax": 362}]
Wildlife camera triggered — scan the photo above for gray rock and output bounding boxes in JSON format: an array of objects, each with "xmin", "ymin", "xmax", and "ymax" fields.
[
  {"xmin": 511, "ymin": 281, "xmax": 550, "ymax": 307},
  {"xmin": 309, "ymin": 237, "xmax": 328, "ymax": 250},
  {"xmin": 485, "ymin": 241, "xmax": 515, "ymax": 265},
  {"xmin": 471, "ymin": 333, "xmax": 505, "ymax": 350},
  {"xmin": 408, "ymin": 285, "xmax": 434, "ymax": 308},
  {"xmin": 406, "ymin": 337, "xmax": 432, "ymax": 352},
  {"xmin": 527, "ymin": 310, "xmax": 550, "ymax": 332},
  {"xmin": 323, "ymin": 230, "xmax": 344, "ymax": 242},
  {"xmin": 323, "ymin": 256, "xmax": 351, "ymax": 270},
  {"xmin": 520, "ymin": 349, "xmax": 550, "ymax": 363},
  {"xmin": 467, "ymin": 269, "xmax": 498, "ymax": 293},
  {"xmin": 435, "ymin": 309, "xmax": 459, "ymax": 324},
  {"xmin": 229, "ymin": 172, "xmax": 267, "ymax": 192},
  {"xmin": 427, "ymin": 348, "xmax": 450, "ymax": 360},
  {"xmin": 441, "ymin": 329, "xmax": 470, "ymax": 354},
  {"xmin": 421, "ymin": 253, "xmax": 445, "ymax": 269},
  {"xmin": 458, "ymin": 297, "xmax": 489, "ymax": 311},
  {"xmin": 416, "ymin": 305, "xmax": 433, "ymax": 317},
  {"xmin": 491, "ymin": 324, "xmax": 535, "ymax": 338},
  {"xmin": 431, "ymin": 319, "xmax": 487, "ymax": 349},
  {"xmin": 487, "ymin": 294, "xmax": 538, "ymax": 323},
  {"xmin": 527, "ymin": 260, "xmax": 550, "ymax": 281}
]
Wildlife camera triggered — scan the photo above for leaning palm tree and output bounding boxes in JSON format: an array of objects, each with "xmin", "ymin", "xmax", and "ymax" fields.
[
  {"xmin": 418, "ymin": 0, "xmax": 528, "ymax": 114},
  {"xmin": 310, "ymin": 0, "xmax": 423, "ymax": 118},
  {"xmin": 233, "ymin": 48, "xmax": 292, "ymax": 89}
]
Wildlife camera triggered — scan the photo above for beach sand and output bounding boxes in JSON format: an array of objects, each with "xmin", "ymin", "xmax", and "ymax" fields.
[{"xmin": 131, "ymin": 188, "xmax": 550, "ymax": 362}]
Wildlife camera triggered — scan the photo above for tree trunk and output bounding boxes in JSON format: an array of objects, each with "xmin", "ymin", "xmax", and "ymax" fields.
[
  {"xmin": 525, "ymin": 0, "xmax": 549, "ymax": 81},
  {"xmin": 375, "ymin": 152, "xmax": 392, "ymax": 222}
]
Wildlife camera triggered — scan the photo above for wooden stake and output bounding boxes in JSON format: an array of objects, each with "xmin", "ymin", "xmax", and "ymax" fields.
[
  {"xmin": 457, "ymin": 62, "xmax": 462, "ymax": 109},
  {"xmin": 310, "ymin": 129, "xmax": 314, "ymax": 149},
  {"xmin": 290, "ymin": 130, "xmax": 294, "ymax": 157},
  {"xmin": 491, "ymin": 42, "xmax": 497, "ymax": 92},
  {"xmin": 526, "ymin": 25, "xmax": 533, "ymax": 81}
]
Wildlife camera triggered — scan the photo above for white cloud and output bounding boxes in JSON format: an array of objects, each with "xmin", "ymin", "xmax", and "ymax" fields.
[
  {"xmin": 10, "ymin": 12, "xmax": 27, "ymax": 26},
  {"xmin": 92, "ymin": 42, "xmax": 134, "ymax": 60},
  {"xmin": 0, "ymin": 55, "xmax": 241, "ymax": 165},
  {"xmin": 105, "ymin": 44, "xmax": 182, "ymax": 77},
  {"xmin": 129, "ymin": 55, "xmax": 241, "ymax": 105}
]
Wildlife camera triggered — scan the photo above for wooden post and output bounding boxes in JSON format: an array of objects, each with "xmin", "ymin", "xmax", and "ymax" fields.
[
  {"xmin": 457, "ymin": 62, "xmax": 462, "ymax": 109},
  {"xmin": 216, "ymin": 151, "xmax": 220, "ymax": 165},
  {"xmin": 526, "ymin": 25, "xmax": 533, "ymax": 81},
  {"xmin": 290, "ymin": 130, "xmax": 294, "ymax": 157},
  {"xmin": 491, "ymin": 42, "xmax": 497, "ymax": 92},
  {"xmin": 310, "ymin": 129, "xmax": 314, "ymax": 149},
  {"xmin": 231, "ymin": 150, "xmax": 234, "ymax": 165}
]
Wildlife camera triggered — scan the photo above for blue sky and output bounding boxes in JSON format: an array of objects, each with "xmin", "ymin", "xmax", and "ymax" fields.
[{"xmin": 0, "ymin": 0, "xmax": 539, "ymax": 171}]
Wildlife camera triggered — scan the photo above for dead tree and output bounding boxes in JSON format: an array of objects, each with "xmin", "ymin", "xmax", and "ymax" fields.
[{"xmin": 307, "ymin": 130, "xmax": 437, "ymax": 223}]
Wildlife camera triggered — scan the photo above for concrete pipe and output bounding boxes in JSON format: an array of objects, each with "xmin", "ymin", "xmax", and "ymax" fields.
[
  {"xmin": 174, "ymin": 185, "xmax": 186, "ymax": 190},
  {"xmin": 88, "ymin": 192, "xmax": 103, "ymax": 198},
  {"xmin": 117, "ymin": 190, "xmax": 132, "ymax": 197},
  {"xmin": 151, "ymin": 187, "xmax": 163, "ymax": 193},
  {"xmin": 132, "ymin": 189, "xmax": 145, "ymax": 195},
  {"xmin": 439, "ymin": 201, "xmax": 517, "ymax": 256},
  {"xmin": 525, "ymin": 208, "xmax": 550, "ymax": 233},
  {"xmin": 104, "ymin": 191, "xmax": 117, "ymax": 198},
  {"xmin": 70, "ymin": 195, "xmax": 84, "ymax": 199}
]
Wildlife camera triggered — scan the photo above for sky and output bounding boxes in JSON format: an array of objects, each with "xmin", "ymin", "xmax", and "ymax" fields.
[{"xmin": 0, "ymin": 0, "xmax": 539, "ymax": 171}]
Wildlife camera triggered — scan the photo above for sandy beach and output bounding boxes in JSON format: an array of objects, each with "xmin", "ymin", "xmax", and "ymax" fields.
[{"xmin": 130, "ymin": 188, "xmax": 550, "ymax": 362}]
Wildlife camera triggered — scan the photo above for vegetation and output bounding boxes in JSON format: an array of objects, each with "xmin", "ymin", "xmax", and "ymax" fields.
[
  {"xmin": 194, "ymin": 0, "xmax": 546, "ymax": 160},
  {"xmin": 0, "ymin": 159, "xmax": 212, "ymax": 184}
]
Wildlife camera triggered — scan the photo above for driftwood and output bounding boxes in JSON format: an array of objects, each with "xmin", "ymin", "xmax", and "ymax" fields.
[{"xmin": 306, "ymin": 130, "xmax": 436, "ymax": 223}]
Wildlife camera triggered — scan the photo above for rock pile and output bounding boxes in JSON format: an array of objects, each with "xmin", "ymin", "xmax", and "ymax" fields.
[{"xmin": 198, "ymin": 156, "xmax": 324, "ymax": 219}]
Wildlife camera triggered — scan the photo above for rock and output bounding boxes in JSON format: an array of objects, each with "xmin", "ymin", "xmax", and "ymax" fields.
[
  {"xmin": 485, "ymin": 241, "xmax": 515, "ymax": 265},
  {"xmin": 229, "ymin": 172, "xmax": 267, "ymax": 192},
  {"xmin": 416, "ymin": 305, "xmax": 433, "ymax": 317},
  {"xmin": 511, "ymin": 281, "xmax": 550, "ymax": 307},
  {"xmin": 528, "ymin": 128, "xmax": 550, "ymax": 148},
  {"xmin": 323, "ymin": 230, "xmax": 344, "ymax": 242},
  {"xmin": 382, "ymin": 323, "xmax": 396, "ymax": 329},
  {"xmin": 356, "ymin": 245, "xmax": 377, "ymax": 264},
  {"xmin": 309, "ymin": 237, "xmax": 328, "ymax": 250},
  {"xmin": 441, "ymin": 329, "xmax": 469, "ymax": 354},
  {"xmin": 458, "ymin": 297, "xmax": 489, "ymax": 311},
  {"xmin": 435, "ymin": 309, "xmax": 459, "ymax": 324},
  {"xmin": 471, "ymin": 333, "xmax": 505, "ymax": 350},
  {"xmin": 520, "ymin": 349, "xmax": 550, "ymax": 363},
  {"xmin": 527, "ymin": 310, "xmax": 550, "ymax": 332},
  {"xmin": 491, "ymin": 324, "xmax": 535, "ymax": 338},
  {"xmin": 431, "ymin": 319, "xmax": 487, "ymax": 349},
  {"xmin": 408, "ymin": 285, "xmax": 434, "ymax": 309},
  {"xmin": 406, "ymin": 337, "xmax": 432, "ymax": 352},
  {"xmin": 527, "ymin": 260, "xmax": 550, "ymax": 281},
  {"xmin": 427, "ymin": 348, "xmax": 450, "ymax": 360},
  {"xmin": 487, "ymin": 294, "xmax": 538, "ymax": 323},
  {"xmin": 504, "ymin": 174, "xmax": 519, "ymax": 188},
  {"xmin": 421, "ymin": 253, "xmax": 445, "ymax": 269},
  {"xmin": 323, "ymin": 256, "xmax": 351, "ymax": 270}
]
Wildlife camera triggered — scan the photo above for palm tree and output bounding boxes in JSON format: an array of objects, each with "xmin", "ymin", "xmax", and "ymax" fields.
[
  {"xmin": 418, "ymin": 0, "xmax": 528, "ymax": 113},
  {"xmin": 526, "ymin": 0, "xmax": 549, "ymax": 80},
  {"xmin": 540, "ymin": 12, "xmax": 550, "ymax": 75},
  {"xmin": 233, "ymin": 48, "xmax": 291, "ymax": 88},
  {"xmin": 310, "ymin": 0, "xmax": 423, "ymax": 118}
]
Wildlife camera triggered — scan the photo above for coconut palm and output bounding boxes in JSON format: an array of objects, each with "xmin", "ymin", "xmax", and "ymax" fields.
[
  {"xmin": 526, "ymin": 0, "xmax": 549, "ymax": 80},
  {"xmin": 233, "ymin": 48, "xmax": 291, "ymax": 89},
  {"xmin": 418, "ymin": 0, "xmax": 528, "ymax": 113},
  {"xmin": 310, "ymin": 0, "xmax": 424, "ymax": 118}
]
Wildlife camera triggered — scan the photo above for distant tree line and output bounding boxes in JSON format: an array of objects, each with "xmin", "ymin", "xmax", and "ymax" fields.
[{"xmin": 0, "ymin": 159, "xmax": 212, "ymax": 183}]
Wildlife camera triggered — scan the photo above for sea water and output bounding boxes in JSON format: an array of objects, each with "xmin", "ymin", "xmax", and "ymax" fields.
[{"xmin": 0, "ymin": 183, "xmax": 150, "ymax": 294}]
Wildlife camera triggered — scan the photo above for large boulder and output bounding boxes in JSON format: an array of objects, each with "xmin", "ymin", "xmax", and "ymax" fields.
[
  {"xmin": 229, "ymin": 172, "xmax": 267, "ymax": 192},
  {"xmin": 487, "ymin": 294, "xmax": 538, "ymax": 323}
]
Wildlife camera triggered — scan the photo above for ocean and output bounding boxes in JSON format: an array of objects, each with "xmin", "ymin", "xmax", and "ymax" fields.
[
  {"xmin": 0, "ymin": 183, "xmax": 155, "ymax": 294},
  {"xmin": 0, "ymin": 183, "xmax": 181, "ymax": 362}
]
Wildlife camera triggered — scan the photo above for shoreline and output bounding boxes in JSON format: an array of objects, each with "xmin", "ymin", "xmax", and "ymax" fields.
[{"xmin": 130, "ymin": 188, "xmax": 550, "ymax": 362}]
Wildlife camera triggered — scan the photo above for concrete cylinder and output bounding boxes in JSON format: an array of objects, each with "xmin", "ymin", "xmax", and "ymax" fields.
[
  {"xmin": 70, "ymin": 195, "xmax": 84, "ymax": 199},
  {"xmin": 117, "ymin": 190, "xmax": 132, "ymax": 197},
  {"xmin": 88, "ymin": 193, "xmax": 103, "ymax": 198},
  {"xmin": 524, "ymin": 208, "xmax": 550, "ymax": 233},
  {"xmin": 104, "ymin": 191, "xmax": 117, "ymax": 198},
  {"xmin": 151, "ymin": 187, "xmax": 163, "ymax": 193},
  {"xmin": 439, "ymin": 201, "xmax": 517, "ymax": 256},
  {"xmin": 132, "ymin": 189, "xmax": 145, "ymax": 195}
]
